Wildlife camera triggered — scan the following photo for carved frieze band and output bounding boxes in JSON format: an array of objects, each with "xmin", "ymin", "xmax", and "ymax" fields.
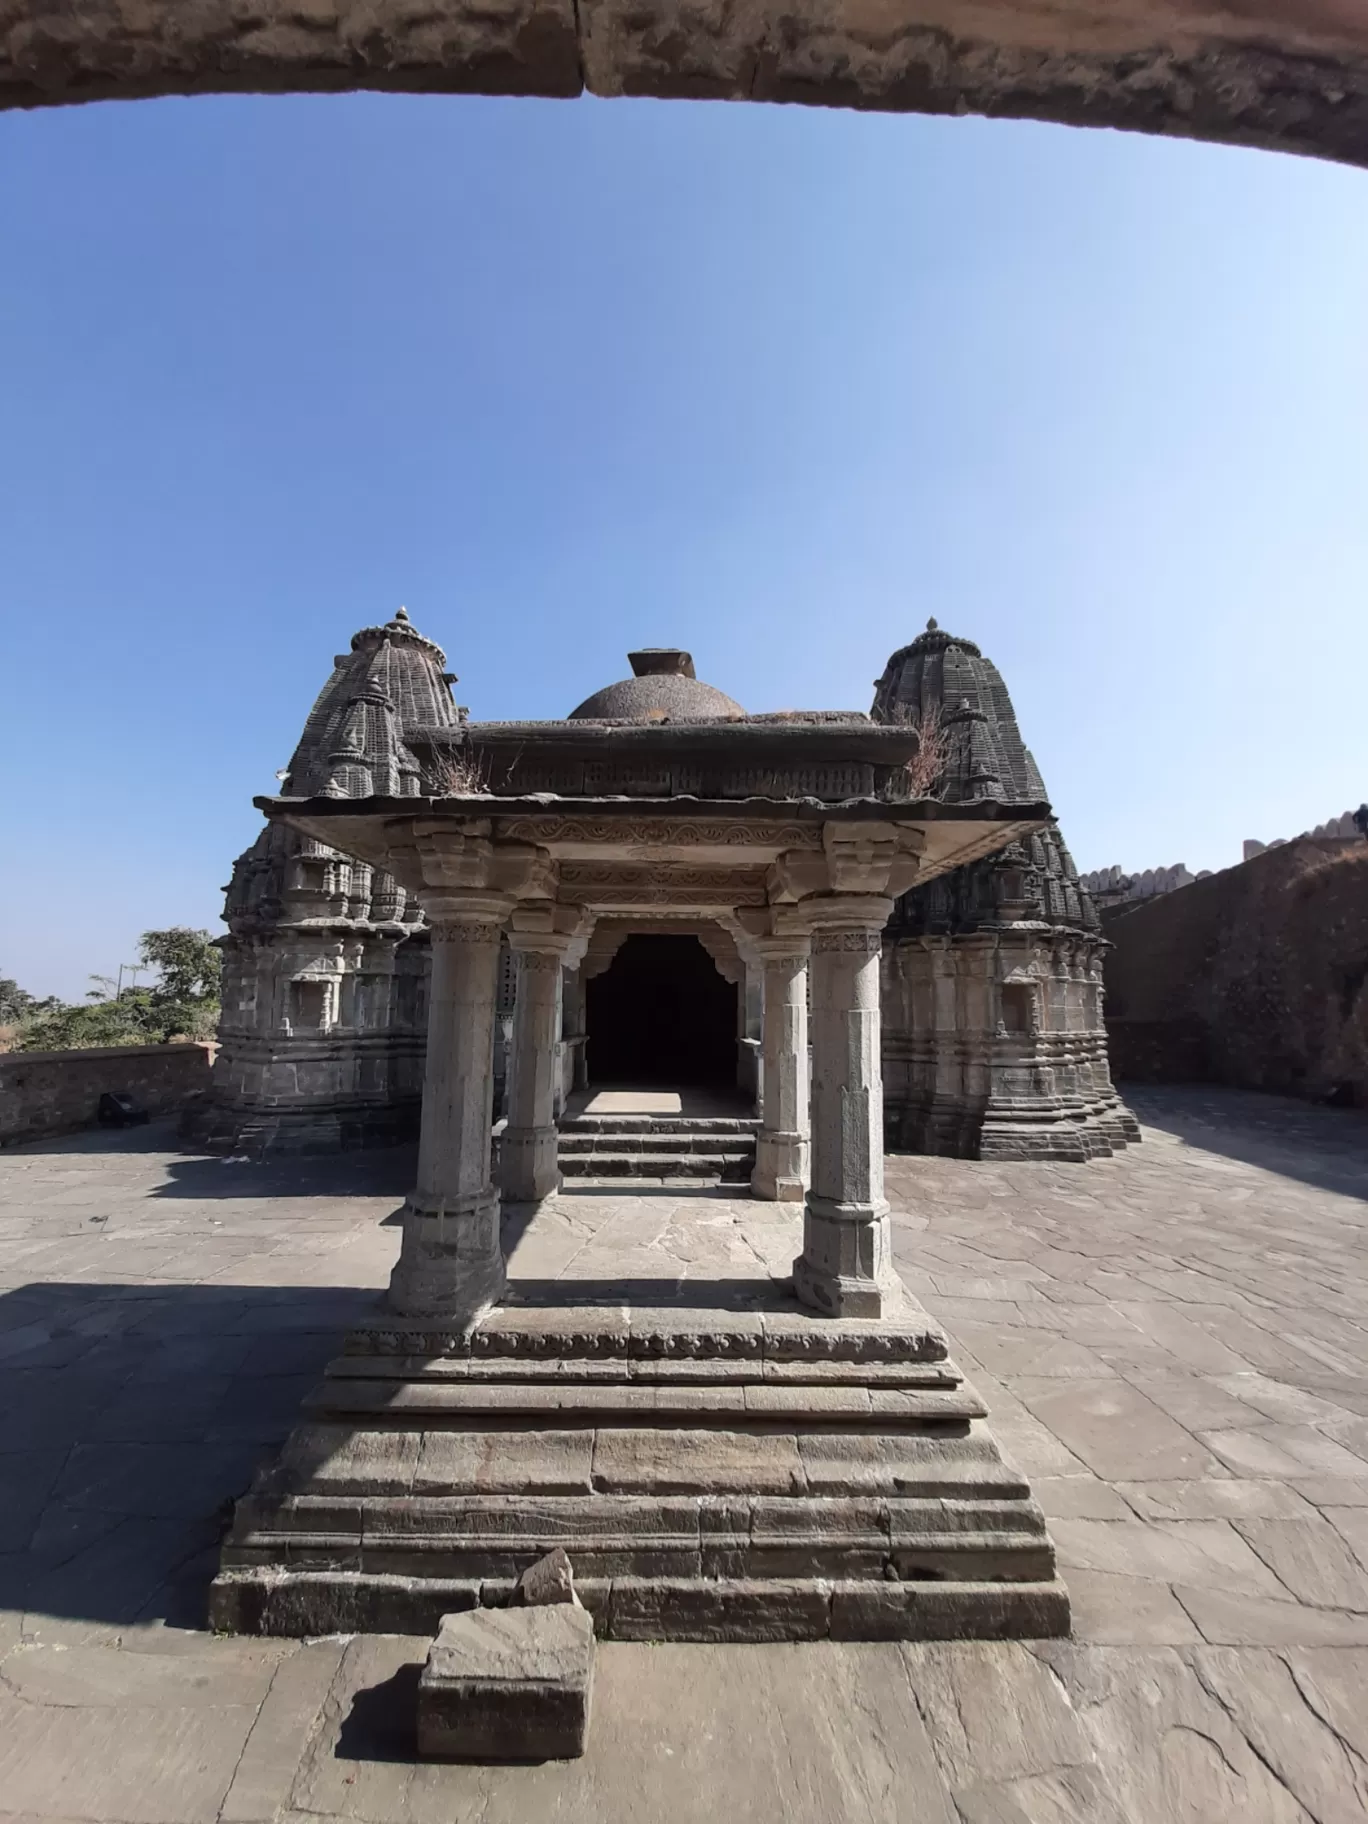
[
  {"xmin": 343, "ymin": 1323, "xmax": 944, "ymax": 1364},
  {"xmin": 431, "ymin": 922, "xmax": 504, "ymax": 945},
  {"xmin": 498, "ymin": 818, "xmax": 823, "ymax": 850},
  {"xmin": 813, "ymin": 929, "xmax": 884, "ymax": 955},
  {"xmin": 515, "ymin": 951, "xmax": 564, "ymax": 975}
]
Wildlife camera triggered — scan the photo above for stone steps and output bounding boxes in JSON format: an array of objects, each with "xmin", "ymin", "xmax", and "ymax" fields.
[
  {"xmin": 558, "ymin": 1112, "xmax": 759, "ymax": 1185},
  {"xmin": 561, "ymin": 1151, "xmax": 755, "ymax": 1182},
  {"xmin": 210, "ymin": 1292, "xmax": 1069, "ymax": 1644}
]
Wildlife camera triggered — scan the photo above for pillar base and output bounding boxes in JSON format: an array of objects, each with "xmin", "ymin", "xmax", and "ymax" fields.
[
  {"xmin": 751, "ymin": 1133, "xmax": 808, "ymax": 1203},
  {"xmin": 387, "ymin": 1188, "xmax": 506, "ymax": 1326},
  {"xmin": 499, "ymin": 1125, "xmax": 562, "ymax": 1202},
  {"xmin": 793, "ymin": 1192, "xmax": 897, "ymax": 1319}
]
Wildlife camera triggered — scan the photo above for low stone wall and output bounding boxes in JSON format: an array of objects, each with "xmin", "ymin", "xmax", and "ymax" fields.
[
  {"xmin": 1104, "ymin": 837, "xmax": 1368, "ymax": 1106},
  {"xmin": 0, "ymin": 1043, "xmax": 216, "ymax": 1147}
]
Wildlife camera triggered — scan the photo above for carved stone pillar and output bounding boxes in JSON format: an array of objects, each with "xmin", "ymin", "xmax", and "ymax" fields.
[
  {"xmin": 793, "ymin": 896, "xmax": 897, "ymax": 1319},
  {"xmin": 562, "ymin": 968, "xmax": 589, "ymax": 1092},
  {"xmin": 501, "ymin": 946, "xmax": 568, "ymax": 1202},
  {"xmin": 387, "ymin": 894, "xmax": 512, "ymax": 1323},
  {"xmin": 751, "ymin": 934, "xmax": 810, "ymax": 1202}
]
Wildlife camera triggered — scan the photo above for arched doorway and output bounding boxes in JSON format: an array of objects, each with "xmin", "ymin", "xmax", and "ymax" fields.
[{"xmin": 585, "ymin": 933, "xmax": 736, "ymax": 1090}]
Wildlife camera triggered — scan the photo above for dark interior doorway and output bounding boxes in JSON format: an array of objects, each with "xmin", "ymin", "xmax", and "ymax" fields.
[{"xmin": 586, "ymin": 935, "xmax": 737, "ymax": 1089}]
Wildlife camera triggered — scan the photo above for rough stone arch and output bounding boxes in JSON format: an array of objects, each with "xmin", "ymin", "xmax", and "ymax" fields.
[{"xmin": 5, "ymin": 1, "xmax": 1368, "ymax": 169}]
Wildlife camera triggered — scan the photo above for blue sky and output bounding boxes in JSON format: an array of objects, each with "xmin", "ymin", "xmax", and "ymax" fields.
[{"xmin": 2, "ymin": 93, "xmax": 1366, "ymax": 999}]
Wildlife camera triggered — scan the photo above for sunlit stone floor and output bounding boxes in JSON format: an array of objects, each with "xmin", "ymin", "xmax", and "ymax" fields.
[{"xmin": 1, "ymin": 1086, "xmax": 1366, "ymax": 1821}]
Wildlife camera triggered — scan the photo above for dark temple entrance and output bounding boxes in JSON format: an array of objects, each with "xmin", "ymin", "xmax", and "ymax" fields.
[{"xmin": 586, "ymin": 934, "xmax": 737, "ymax": 1089}]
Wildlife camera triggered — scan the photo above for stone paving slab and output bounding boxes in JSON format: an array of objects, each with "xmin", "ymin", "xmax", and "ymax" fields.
[{"xmin": 1, "ymin": 1086, "xmax": 1366, "ymax": 1818}]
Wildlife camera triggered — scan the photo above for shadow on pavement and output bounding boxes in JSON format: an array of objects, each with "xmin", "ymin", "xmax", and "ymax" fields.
[
  {"xmin": 0, "ymin": 1279, "xmax": 379, "ymax": 1631},
  {"xmin": 1125, "ymin": 1083, "xmax": 1368, "ymax": 1201}
]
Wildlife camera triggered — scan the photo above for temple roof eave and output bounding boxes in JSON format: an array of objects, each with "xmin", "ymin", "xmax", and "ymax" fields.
[
  {"xmin": 254, "ymin": 792, "xmax": 1053, "ymax": 894},
  {"xmin": 409, "ymin": 720, "xmax": 917, "ymax": 762}
]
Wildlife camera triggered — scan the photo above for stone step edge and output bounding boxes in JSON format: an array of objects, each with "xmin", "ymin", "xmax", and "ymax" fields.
[
  {"xmin": 302, "ymin": 1384, "xmax": 987, "ymax": 1421},
  {"xmin": 558, "ymin": 1137, "xmax": 758, "ymax": 1154},
  {"xmin": 559, "ymin": 1156, "xmax": 752, "ymax": 1173},
  {"xmin": 322, "ymin": 1357, "xmax": 964, "ymax": 1389},
  {"xmin": 208, "ymin": 1568, "xmax": 1070, "ymax": 1642},
  {"xmin": 560, "ymin": 1118, "xmax": 763, "ymax": 1134}
]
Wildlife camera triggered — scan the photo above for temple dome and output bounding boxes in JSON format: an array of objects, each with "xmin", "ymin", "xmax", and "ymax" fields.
[{"xmin": 568, "ymin": 649, "xmax": 744, "ymax": 722}]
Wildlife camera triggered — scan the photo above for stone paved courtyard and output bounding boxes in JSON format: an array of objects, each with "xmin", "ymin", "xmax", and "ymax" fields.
[{"xmin": 2, "ymin": 1086, "xmax": 1367, "ymax": 1821}]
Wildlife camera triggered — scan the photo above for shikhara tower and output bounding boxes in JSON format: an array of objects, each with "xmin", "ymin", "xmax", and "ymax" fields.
[
  {"xmin": 189, "ymin": 608, "xmax": 458, "ymax": 1152},
  {"xmin": 874, "ymin": 620, "xmax": 1139, "ymax": 1160}
]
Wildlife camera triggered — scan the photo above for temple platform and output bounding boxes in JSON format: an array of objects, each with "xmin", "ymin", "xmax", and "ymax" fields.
[{"xmin": 209, "ymin": 1186, "xmax": 1066, "ymax": 1641}]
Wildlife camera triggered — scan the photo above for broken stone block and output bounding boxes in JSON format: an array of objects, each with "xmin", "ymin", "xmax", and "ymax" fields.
[
  {"xmin": 516, "ymin": 1545, "xmax": 581, "ymax": 1607},
  {"xmin": 417, "ymin": 1606, "xmax": 595, "ymax": 1761}
]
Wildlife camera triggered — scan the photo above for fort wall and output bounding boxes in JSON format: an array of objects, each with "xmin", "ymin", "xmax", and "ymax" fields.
[
  {"xmin": 0, "ymin": 1042, "xmax": 215, "ymax": 1147},
  {"xmin": 1104, "ymin": 838, "xmax": 1368, "ymax": 1108}
]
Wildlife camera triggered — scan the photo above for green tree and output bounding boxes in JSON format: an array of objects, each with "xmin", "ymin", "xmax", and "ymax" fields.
[
  {"xmin": 11, "ymin": 928, "xmax": 223, "ymax": 1051},
  {"xmin": 0, "ymin": 977, "xmax": 40, "ymax": 1024},
  {"xmin": 137, "ymin": 927, "xmax": 222, "ymax": 1041},
  {"xmin": 138, "ymin": 928, "xmax": 222, "ymax": 1004}
]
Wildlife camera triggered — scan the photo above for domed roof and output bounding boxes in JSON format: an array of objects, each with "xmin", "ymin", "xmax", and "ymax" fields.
[{"xmin": 568, "ymin": 649, "xmax": 744, "ymax": 722}]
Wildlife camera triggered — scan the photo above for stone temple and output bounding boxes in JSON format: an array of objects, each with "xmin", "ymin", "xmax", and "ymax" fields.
[
  {"xmin": 204, "ymin": 608, "xmax": 1135, "ymax": 1645},
  {"xmin": 194, "ymin": 609, "xmax": 1136, "ymax": 1170}
]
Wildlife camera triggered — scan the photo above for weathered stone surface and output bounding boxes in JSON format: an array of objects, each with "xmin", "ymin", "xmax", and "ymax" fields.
[
  {"xmin": 590, "ymin": 1428, "xmax": 805, "ymax": 1495},
  {"xmin": 219, "ymin": 1639, "xmax": 345, "ymax": 1824},
  {"xmin": 901, "ymin": 1641, "xmax": 1116, "ymax": 1814},
  {"xmin": 609, "ymin": 1575, "xmax": 834, "ymax": 1642},
  {"xmin": 415, "ymin": 1428, "xmax": 594, "ymax": 1494},
  {"xmin": 1039, "ymin": 1644, "xmax": 1314, "ymax": 1823},
  {"xmin": 1117, "ymin": 1478, "xmax": 1313, "ymax": 1522},
  {"xmin": 1020, "ymin": 1381, "xmax": 1221, "ymax": 1482},
  {"xmin": 1064, "ymin": 1570, "xmax": 1202, "ymax": 1645},
  {"xmin": 829, "ymin": 1580, "xmax": 1070, "ymax": 1641},
  {"xmin": 515, "ymin": 1544, "xmax": 580, "ymax": 1606},
  {"xmin": 5, "ymin": 0, "xmax": 1368, "ymax": 171},
  {"xmin": 1048, "ymin": 1517, "xmax": 1286, "ymax": 1596},
  {"xmin": 417, "ymin": 1605, "xmax": 595, "ymax": 1760},
  {"xmin": 1175, "ymin": 1584, "xmax": 1368, "ymax": 1646},
  {"xmin": 1232, "ymin": 1516, "xmax": 1368, "ymax": 1608}
]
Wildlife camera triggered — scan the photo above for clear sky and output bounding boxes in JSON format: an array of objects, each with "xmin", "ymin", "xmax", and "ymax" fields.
[{"xmin": 2, "ymin": 92, "xmax": 1366, "ymax": 999}]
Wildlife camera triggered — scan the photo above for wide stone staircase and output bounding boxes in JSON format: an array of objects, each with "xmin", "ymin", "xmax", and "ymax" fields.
[
  {"xmin": 210, "ymin": 1284, "xmax": 1068, "ymax": 1643},
  {"xmin": 558, "ymin": 1110, "xmax": 760, "ymax": 1185}
]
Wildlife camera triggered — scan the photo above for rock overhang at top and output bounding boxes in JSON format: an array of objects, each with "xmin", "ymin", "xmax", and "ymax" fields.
[{"xmin": 6, "ymin": 0, "xmax": 1368, "ymax": 170}]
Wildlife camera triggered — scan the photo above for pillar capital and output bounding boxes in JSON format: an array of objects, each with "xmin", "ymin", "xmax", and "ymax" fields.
[
  {"xmin": 790, "ymin": 893, "xmax": 894, "ymax": 937},
  {"xmin": 507, "ymin": 903, "xmax": 594, "ymax": 969},
  {"xmin": 419, "ymin": 889, "xmax": 516, "ymax": 934}
]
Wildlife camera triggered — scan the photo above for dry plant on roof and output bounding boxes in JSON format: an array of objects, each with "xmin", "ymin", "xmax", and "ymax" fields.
[
  {"xmin": 893, "ymin": 702, "xmax": 947, "ymax": 799},
  {"xmin": 426, "ymin": 747, "xmax": 491, "ymax": 796}
]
